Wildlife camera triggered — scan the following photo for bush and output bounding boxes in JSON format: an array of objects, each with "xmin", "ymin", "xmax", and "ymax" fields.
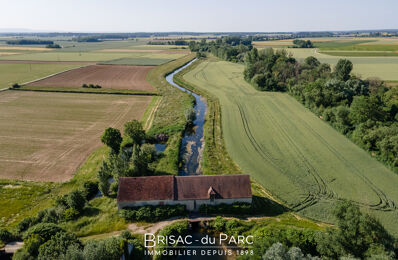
[
  {"xmin": 63, "ymin": 208, "xmax": 80, "ymax": 221},
  {"xmin": 36, "ymin": 208, "xmax": 60, "ymax": 224},
  {"xmin": 0, "ymin": 228, "xmax": 14, "ymax": 243},
  {"xmin": 82, "ymin": 84, "xmax": 101, "ymax": 89},
  {"xmin": 199, "ymin": 202, "xmax": 253, "ymax": 215},
  {"xmin": 82, "ymin": 181, "xmax": 99, "ymax": 200},
  {"xmin": 24, "ymin": 234, "xmax": 44, "ymax": 256},
  {"xmin": 24, "ymin": 223, "xmax": 64, "ymax": 241},
  {"xmin": 211, "ymin": 216, "xmax": 227, "ymax": 232},
  {"xmin": 110, "ymin": 182, "xmax": 119, "ymax": 195},
  {"xmin": 120, "ymin": 205, "xmax": 186, "ymax": 222},
  {"xmin": 66, "ymin": 190, "xmax": 86, "ymax": 213},
  {"xmin": 16, "ymin": 217, "xmax": 38, "ymax": 234},
  {"xmin": 12, "ymin": 249, "xmax": 32, "ymax": 260},
  {"xmin": 12, "ymin": 83, "xmax": 21, "ymax": 89}
]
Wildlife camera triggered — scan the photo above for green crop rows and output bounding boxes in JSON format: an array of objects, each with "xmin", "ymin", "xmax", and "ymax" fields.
[{"xmin": 183, "ymin": 58, "xmax": 398, "ymax": 235}]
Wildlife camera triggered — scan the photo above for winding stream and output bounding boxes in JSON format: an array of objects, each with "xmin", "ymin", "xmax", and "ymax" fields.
[
  {"xmin": 165, "ymin": 59, "xmax": 207, "ymax": 176},
  {"xmin": 165, "ymin": 60, "xmax": 228, "ymax": 260}
]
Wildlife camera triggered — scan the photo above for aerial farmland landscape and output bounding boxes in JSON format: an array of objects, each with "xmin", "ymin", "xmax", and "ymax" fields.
[{"xmin": 0, "ymin": 1, "xmax": 398, "ymax": 259}]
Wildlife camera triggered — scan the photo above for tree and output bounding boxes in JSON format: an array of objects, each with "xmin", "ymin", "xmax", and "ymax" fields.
[
  {"xmin": 316, "ymin": 201, "xmax": 396, "ymax": 259},
  {"xmin": 60, "ymin": 244, "xmax": 84, "ymax": 260},
  {"xmin": 38, "ymin": 232, "xmax": 81, "ymax": 260},
  {"xmin": 262, "ymin": 242, "xmax": 319, "ymax": 260},
  {"xmin": 97, "ymin": 161, "xmax": 111, "ymax": 196},
  {"xmin": 101, "ymin": 128, "xmax": 122, "ymax": 154},
  {"xmin": 129, "ymin": 144, "xmax": 157, "ymax": 176},
  {"xmin": 350, "ymin": 96, "xmax": 386, "ymax": 124},
  {"xmin": 83, "ymin": 238, "xmax": 122, "ymax": 260},
  {"xmin": 124, "ymin": 120, "xmax": 145, "ymax": 145},
  {"xmin": 304, "ymin": 56, "xmax": 320, "ymax": 68},
  {"xmin": 66, "ymin": 190, "xmax": 86, "ymax": 213},
  {"xmin": 335, "ymin": 59, "xmax": 353, "ymax": 81}
]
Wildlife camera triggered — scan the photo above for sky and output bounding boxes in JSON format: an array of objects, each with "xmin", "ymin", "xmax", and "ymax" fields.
[{"xmin": 1, "ymin": 0, "xmax": 397, "ymax": 32}]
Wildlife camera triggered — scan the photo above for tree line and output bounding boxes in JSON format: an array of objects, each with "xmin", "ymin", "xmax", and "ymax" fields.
[
  {"xmin": 6, "ymin": 39, "xmax": 54, "ymax": 45},
  {"xmin": 147, "ymin": 40, "xmax": 189, "ymax": 45},
  {"xmin": 243, "ymin": 47, "xmax": 397, "ymax": 172},
  {"xmin": 189, "ymin": 36, "xmax": 253, "ymax": 62},
  {"xmin": 207, "ymin": 201, "xmax": 397, "ymax": 259}
]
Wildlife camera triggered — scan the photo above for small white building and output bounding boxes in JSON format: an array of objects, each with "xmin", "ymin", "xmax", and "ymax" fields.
[{"xmin": 117, "ymin": 175, "xmax": 252, "ymax": 211}]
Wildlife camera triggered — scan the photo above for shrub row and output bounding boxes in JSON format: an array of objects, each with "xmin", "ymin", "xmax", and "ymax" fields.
[
  {"xmin": 199, "ymin": 202, "xmax": 254, "ymax": 215},
  {"xmin": 119, "ymin": 204, "xmax": 186, "ymax": 222},
  {"xmin": 82, "ymin": 83, "xmax": 102, "ymax": 89}
]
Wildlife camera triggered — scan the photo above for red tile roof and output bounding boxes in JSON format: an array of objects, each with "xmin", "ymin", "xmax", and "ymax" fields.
[
  {"xmin": 176, "ymin": 175, "xmax": 252, "ymax": 200},
  {"xmin": 117, "ymin": 175, "xmax": 252, "ymax": 202},
  {"xmin": 117, "ymin": 176, "xmax": 175, "ymax": 202}
]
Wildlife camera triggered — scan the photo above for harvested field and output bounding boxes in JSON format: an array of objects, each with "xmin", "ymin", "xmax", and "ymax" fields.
[
  {"xmin": 28, "ymin": 65, "xmax": 156, "ymax": 91},
  {"xmin": 183, "ymin": 59, "xmax": 398, "ymax": 235},
  {"xmin": 0, "ymin": 91, "xmax": 152, "ymax": 182}
]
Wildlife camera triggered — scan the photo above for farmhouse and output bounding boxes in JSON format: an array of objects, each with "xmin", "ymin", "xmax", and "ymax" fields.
[{"xmin": 117, "ymin": 175, "xmax": 252, "ymax": 211}]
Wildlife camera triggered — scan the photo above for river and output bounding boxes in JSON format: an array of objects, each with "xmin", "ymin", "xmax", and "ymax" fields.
[{"xmin": 165, "ymin": 59, "xmax": 207, "ymax": 176}]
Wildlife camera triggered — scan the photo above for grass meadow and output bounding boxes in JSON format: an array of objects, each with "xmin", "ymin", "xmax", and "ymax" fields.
[
  {"xmin": 183, "ymin": 58, "xmax": 398, "ymax": 235},
  {"xmin": 0, "ymin": 63, "xmax": 80, "ymax": 88}
]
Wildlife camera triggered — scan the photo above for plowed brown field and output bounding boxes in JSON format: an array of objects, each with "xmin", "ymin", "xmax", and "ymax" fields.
[
  {"xmin": 0, "ymin": 91, "xmax": 152, "ymax": 182},
  {"xmin": 27, "ymin": 65, "xmax": 155, "ymax": 91}
]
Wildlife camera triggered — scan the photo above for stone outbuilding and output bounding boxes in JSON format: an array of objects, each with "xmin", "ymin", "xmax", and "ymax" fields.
[{"xmin": 117, "ymin": 175, "xmax": 252, "ymax": 211}]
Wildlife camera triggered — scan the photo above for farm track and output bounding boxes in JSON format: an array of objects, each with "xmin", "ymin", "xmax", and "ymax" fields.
[{"xmin": 183, "ymin": 59, "xmax": 398, "ymax": 234}]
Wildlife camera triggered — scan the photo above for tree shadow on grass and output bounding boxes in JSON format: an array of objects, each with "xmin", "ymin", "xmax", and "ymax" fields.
[
  {"xmin": 251, "ymin": 195, "xmax": 288, "ymax": 217},
  {"xmin": 82, "ymin": 207, "xmax": 101, "ymax": 217}
]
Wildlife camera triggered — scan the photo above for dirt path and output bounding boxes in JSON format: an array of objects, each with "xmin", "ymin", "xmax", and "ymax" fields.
[{"xmin": 144, "ymin": 97, "xmax": 162, "ymax": 131}]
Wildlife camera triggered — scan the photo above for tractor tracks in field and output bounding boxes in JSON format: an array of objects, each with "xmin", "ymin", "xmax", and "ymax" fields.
[
  {"xmin": 275, "ymin": 96, "xmax": 396, "ymax": 212},
  {"xmin": 236, "ymin": 102, "xmax": 321, "ymax": 210},
  {"xmin": 188, "ymin": 60, "xmax": 396, "ymax": 213},
  {"xmin": 246, "ymin": 100, "xmax": 335, "ymax": 211}
]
